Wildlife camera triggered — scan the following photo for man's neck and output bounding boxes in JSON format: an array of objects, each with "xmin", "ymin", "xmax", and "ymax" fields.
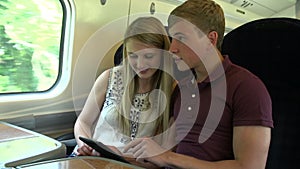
[{"xmin": 195, "ymin": 53, "xmax": 224, "ymax": 83}]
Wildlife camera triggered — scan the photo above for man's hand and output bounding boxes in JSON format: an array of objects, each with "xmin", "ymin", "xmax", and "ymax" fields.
[
  {"xmin": 123, "ymin": 137, "xmax": 168, "ymax": 167},
  {"xmin": 123, "ymin": 153, "xmax": 162, "ymax": 169}
]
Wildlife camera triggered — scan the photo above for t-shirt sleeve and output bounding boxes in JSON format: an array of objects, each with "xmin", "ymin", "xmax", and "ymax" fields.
[{"xmin": 232, "ymin": 75, "xmax": 274, "ymax": 128}]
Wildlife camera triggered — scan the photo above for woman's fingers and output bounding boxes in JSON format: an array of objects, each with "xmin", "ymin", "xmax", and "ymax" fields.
[{"xmin": 77, "ymin": 144, "xmax": 93, "ymax": 156}]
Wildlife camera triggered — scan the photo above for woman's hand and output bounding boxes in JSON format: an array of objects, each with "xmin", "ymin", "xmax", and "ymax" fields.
[
  {"xmin": 77, "ymin": 144, "xmax": 94, "ymax": 156},
  {"xmin": 77, "ymin": 144, "xmax": 121, "ymax": 157}
]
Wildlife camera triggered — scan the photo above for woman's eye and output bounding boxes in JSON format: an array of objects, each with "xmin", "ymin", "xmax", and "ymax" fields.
[
  {"xmin": 144, "ymin": 53, "xmax": 154, "ymax": 59},
  {"xmin": 128, "ymin": 53, "xmax": 138, "ymax": 58}
]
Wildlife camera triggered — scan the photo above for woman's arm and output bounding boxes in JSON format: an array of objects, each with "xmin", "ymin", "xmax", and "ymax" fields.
[{"xmin": 74, "ymin": 69, "xmax": 110, "ymax": 155}]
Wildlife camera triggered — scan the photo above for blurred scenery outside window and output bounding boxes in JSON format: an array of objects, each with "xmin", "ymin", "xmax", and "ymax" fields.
[{"xmin": 0, "ymin": 0, "xmax": 63, "ymax": 93}]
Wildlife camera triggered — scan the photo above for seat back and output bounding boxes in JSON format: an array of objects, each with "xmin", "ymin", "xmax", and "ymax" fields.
[
  {"xmin": 222, "ymin": 17, "xmax": 300, "ymax": 169},
  {"xmin": 114, "ymin": 44, "xmax": 123, "ymax": 66}
]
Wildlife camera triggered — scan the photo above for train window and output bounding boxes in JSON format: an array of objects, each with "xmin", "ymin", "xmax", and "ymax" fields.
[{"xmin": 0, "ymin": 0, "xmax": 69, "ymax": 94}]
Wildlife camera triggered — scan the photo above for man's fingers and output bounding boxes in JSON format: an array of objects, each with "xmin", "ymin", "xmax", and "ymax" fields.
[
  {"xmin": 132, "ymin": 146, "xmax": 144, "ymax": 158},
  {"xmin": 123, "ymin": 138, "xmax": 143, "ymax": 153},
  {"xmin": 131, "ymin": 141, "xmax": 144, "ymax": 154},
  {"xmin": 136, "ymin": 157, "xmax": 147, "ymax": 163}
]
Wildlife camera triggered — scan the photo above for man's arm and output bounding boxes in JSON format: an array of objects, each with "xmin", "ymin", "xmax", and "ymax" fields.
[{"xmin": 124, "ymin": 126, "xmax": 271, "ymax": 169}]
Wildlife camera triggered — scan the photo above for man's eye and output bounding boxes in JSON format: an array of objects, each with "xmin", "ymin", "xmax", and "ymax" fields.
[
  {"xmin": 177, "ymin": 35, "xmax": 184, "ymax": 41},
  {"xmin": 171, "ymin": 36, "xmax": 182, "ymax": 42}
]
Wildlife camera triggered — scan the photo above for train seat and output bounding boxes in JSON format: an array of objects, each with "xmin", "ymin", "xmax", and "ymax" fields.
[{"xmin": 221, "ymin": 17, "xmax": 300, "ymax": 169}]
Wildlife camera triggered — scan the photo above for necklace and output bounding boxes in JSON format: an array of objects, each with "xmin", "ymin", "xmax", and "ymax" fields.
[
  {"xmin": 129, "ymin": 93, "xmax": 150, "ymax": 140},
  {"xmin": 130, "ymin": 109, "xmax": 140, "ymax": 140}
]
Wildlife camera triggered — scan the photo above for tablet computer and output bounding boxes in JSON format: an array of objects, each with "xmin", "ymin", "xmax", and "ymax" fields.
[{"xmin": 79, "ymin": 136, "xmax": 130, "ymax": 164}]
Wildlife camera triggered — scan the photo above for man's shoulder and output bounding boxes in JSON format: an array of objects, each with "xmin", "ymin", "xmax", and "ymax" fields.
[{"xmin": 226, "ymin": 63, "xmax": 260, "ymax": 81}]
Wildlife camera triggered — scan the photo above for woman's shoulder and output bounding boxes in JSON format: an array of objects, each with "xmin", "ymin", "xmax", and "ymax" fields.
[
  {"xmin": 96, "ymin": 66, "xmax": 123, "ymax": 80},
  {"xmin": 94, "ymin": 66, "xmax": 120, "ymax": 90},
  {"xmin": 95, "ymin": 68, "xmax": 111, "ymax": 83},
  {"xmin": 110, "ymin": 65, "xmax": 125, "ymax": 81},
  {"xmin": 97, "ymin": 66, "xmax": 124, "ymax": 91},
  {"xmin": 111, "ymin": 65, "xmax": 124, "ymax": 75}
]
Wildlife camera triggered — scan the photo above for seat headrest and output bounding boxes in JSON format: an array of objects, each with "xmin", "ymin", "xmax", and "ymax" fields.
[{"xmin": 222, "ymin": 17, "xmax": 300, "ymax": 89}]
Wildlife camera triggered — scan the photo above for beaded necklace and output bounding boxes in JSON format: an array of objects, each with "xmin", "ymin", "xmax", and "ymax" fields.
[{"xmin": 129, "ymin": 93, "xmax": 150, "ymax": 140}]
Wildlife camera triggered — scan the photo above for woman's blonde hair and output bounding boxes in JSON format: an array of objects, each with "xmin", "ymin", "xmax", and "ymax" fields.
[{"xmin": 118, "ymin": 17, "xmax": 173, "ymax": 137}]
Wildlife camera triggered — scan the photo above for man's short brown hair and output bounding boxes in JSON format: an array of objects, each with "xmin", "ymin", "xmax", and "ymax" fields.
[{"xmin": 169, "ymin": 0, "xmax": 225, "ymax": 51}]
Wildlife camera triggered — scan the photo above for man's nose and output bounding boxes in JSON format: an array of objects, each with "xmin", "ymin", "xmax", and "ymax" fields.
[{"xmin": 169, "ymin": 39, "xmax": 179, "ymax": 54}]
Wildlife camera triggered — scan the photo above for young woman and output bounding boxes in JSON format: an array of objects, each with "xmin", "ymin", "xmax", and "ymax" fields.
[{"xmin": 73, "ymin": 17, "xmax": 174, "ymax": 163}]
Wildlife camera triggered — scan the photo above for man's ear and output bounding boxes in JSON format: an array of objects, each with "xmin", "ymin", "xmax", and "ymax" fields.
[{"xmin": 207, "ymin": 31, "xmax": 218, "ymax": 46}]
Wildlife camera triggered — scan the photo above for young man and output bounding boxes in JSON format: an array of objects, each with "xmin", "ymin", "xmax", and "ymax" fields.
[{"xmin": 123, "ymin": 0, "xmax": 273, "ymax": 169}]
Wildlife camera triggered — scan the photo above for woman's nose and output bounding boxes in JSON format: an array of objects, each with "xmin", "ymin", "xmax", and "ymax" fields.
[{"xmin": 136, "ymin": 57, "xmax": 145, "ymax": 69}]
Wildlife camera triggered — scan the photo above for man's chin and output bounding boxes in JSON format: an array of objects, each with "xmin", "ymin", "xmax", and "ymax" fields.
[{"xmin": 176, "ymin": 65, "xmax": 190, "ymax": 72}]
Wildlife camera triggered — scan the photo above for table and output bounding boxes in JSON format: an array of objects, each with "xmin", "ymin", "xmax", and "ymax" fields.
[
  {"xmin": 0, "ymin": 121, "xmax": 66, "ymax": 168},
  {"xmin": 15, "ymin": 156, "xmax": 144, "ymax": 169}
]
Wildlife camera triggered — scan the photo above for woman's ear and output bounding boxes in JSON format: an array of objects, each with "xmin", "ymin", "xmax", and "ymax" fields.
[{"xmin": 207, "ymin": 31, "xmax": 218, "ymax": 46}]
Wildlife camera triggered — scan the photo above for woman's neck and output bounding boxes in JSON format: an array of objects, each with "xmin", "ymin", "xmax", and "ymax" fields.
[{"xmin": 137, "ymin": 78, "xmax": 153, "ymax": 94}]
